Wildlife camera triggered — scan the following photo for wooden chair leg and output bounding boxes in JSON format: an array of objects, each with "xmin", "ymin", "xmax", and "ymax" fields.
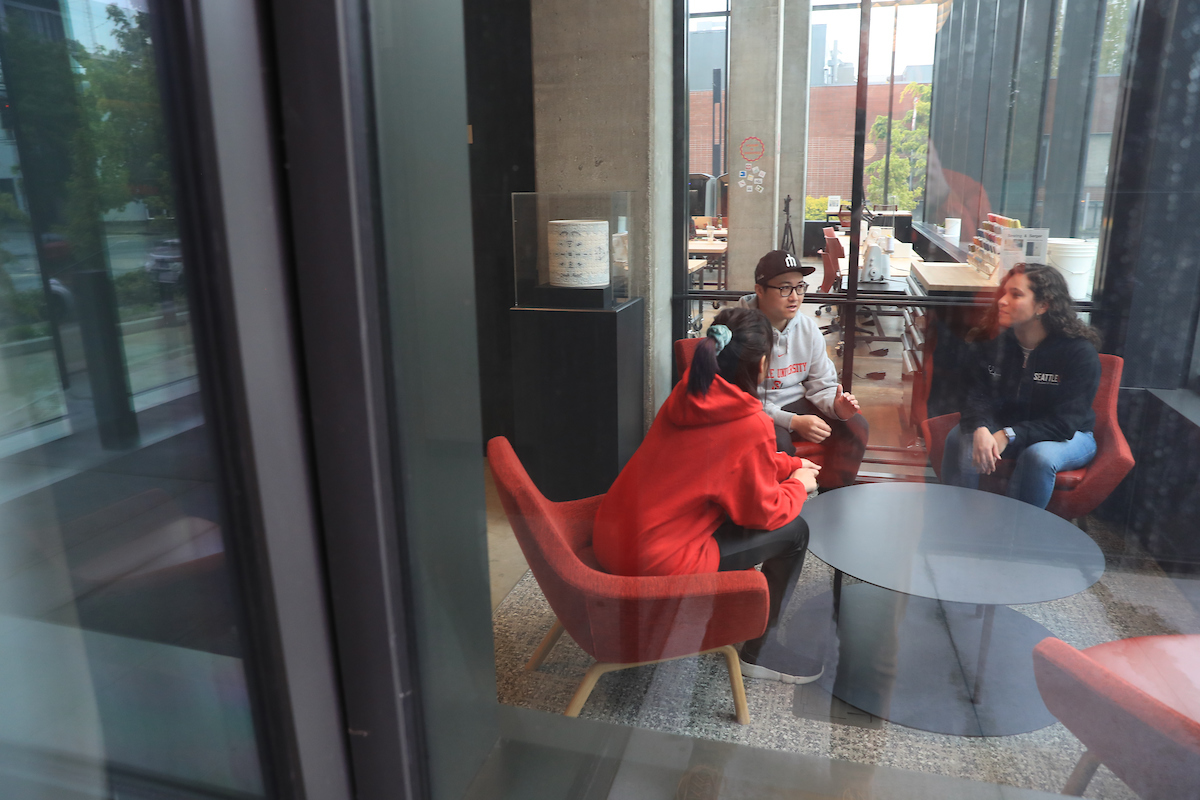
[
  {"xmin": 1062, "ymin": 749, "xmax": 1101, "ymax": 796},
  {"xmin": 565, "ymin": 661, "xmax": 621, "ymax": 717},
  {"xmin": 524, "ymin": 618, "xmax": 565, "ymax": 671},
  {"xmin": 561, "ymin": 647, "xmax": 752, "ymax": 723},
  {"xmin": 718, "ymin": 645, "xmax": 750, "ymax": 724}
]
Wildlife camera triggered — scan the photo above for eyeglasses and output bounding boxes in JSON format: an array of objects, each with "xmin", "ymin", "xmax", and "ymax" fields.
[{"xmin": 765, "ymin": 282, "xmax": 806, "ymax": 297}]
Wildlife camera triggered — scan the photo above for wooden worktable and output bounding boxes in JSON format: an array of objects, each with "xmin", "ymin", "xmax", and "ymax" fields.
[
  {"xmin": 910, "ymin": 261, "xmax": 1001, "ymax": 293},
  {"xmin": 837, "ymin": 234, "xmax": 918, "ymax": 277}
]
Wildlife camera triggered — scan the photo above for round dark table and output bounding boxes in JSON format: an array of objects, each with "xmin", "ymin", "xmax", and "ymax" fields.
[{"xmin": 756, "ymin": 483, "xmax": 1105, "ymax": 736}]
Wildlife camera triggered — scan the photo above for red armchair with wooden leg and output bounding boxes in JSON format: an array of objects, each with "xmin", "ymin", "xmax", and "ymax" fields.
[
  {"xmin": 487, "ymin": 436, "xmax": 769, "ymax": 723},
  {"xmin": 675, "ymin": 337, "xmax": 826, "ymax": 462},
  {"xmin": 921, "ymin": 354, "xmax": 1134, "ymax": 520},
  {"xmin": 1033, "ymin": 636, "xmax": 1200, "ymax": 798}
]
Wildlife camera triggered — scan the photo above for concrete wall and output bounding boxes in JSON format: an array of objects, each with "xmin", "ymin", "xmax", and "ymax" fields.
[
  {"xmin": 779, "ymin": 0, "xmax": 810, "ymax": 246},
  {"xmin": 726, "ymin": 0, "xmax": 809, "ymax": 290},
  {"xmin": 531, "ymin": 0, "xmax": 674, "ymax": 424}
]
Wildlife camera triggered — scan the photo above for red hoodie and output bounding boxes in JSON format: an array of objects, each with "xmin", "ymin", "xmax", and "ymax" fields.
[{"xmin": 593, "ymin": 371, "xmax": 809, "ymax": 577}]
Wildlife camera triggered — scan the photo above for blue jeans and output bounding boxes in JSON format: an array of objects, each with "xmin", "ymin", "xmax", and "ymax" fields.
[{"xmin": 940, "ymin": 426, "xmax": 1097, "ymax": 509}]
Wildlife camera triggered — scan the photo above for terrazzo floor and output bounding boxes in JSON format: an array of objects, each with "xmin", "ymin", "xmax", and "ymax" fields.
[{"xmin": 489, "ymin": 515, "xmax": 1200, "ymax": 799}]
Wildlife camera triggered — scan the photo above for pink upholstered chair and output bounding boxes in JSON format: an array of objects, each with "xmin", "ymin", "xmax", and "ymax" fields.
[
  {"xmin": 487, "ymin": 436, "xmax": 769, "ymax": 723},
  {"xmin": 1033, "ymin": 636, "xmax": 1200, "ymax": 797},
  {"xmin": 921, "ymin": 354, "xmax": 1134, "ymax": 520}
]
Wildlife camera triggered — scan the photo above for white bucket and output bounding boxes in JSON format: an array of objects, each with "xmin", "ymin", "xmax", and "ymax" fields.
[
  {"xmin": 1046, "ymin": 238, "xmax": 1097, "ymax": 299},
  {"xmin": 943, "ymin": 217, "xmax": 961, "ymax": 242}
]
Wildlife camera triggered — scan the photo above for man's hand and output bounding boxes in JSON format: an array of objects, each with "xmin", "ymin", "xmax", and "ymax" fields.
[
  {"xmin": 790, "ymin": 467, "xmax": 820, "ymax": 495},
  {"xmin": 971, "ymin": 426, "xmax": 1001, "ymax": 474},
  {"xmin": 833, "ymin": 383, "xmax": 860, "ymax": 420},
  {"xmin": 798, "ymin": 458, "xmax": 822, "ymax": 472},
  {"xmin": 790, "ymin": 414, "xmax": 832, "ymax": 443}
]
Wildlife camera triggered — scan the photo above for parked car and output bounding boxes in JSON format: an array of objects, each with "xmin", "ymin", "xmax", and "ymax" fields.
[{"xmin": 143, "ymin": 239, "xmax": 184, "ymax": 283}]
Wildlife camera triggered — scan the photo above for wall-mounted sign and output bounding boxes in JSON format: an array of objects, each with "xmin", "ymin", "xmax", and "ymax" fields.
[{"xmin": 739, "ymin": 136, "xmax": 765, "ymax": 162}]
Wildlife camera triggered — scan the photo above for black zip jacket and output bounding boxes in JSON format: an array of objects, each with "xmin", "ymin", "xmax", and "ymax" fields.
[{"xmin": 958, "ymin": 329, "xmax": 1100, "ymax": 448}]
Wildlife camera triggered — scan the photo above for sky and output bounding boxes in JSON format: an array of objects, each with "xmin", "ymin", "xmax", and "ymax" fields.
[
  {"xmin": 64, "ymin": 0, "xmax": 148, "ymax": 52},
  {"xmin": 814, "ymin": 4, "xmax": 939, "ymax": 81},
  {"xmin": 689, "ymin": 1, "xmax": 940, "ymax": 83}
]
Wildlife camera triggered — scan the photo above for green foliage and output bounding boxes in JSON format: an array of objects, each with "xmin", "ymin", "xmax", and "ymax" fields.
[
  {"xmin": 1097, "ymin": 0, "xmax": 1133, "ymax": 75},
  {"xmin": 1052, "ymin": 0, "xmax": 1132, "ymax": 77},
  {"xmin": 864, "ymin": 83, "xmax": 930, "ymax": 211},
  {"xmin": 805, "ymin": 196, "xmax": 832, "ymax": 221},
  {"xmin": 113, "ymin": 268, "xmax": 161, "ymax": 307},
  {"xmin": 73, "ymin": 7, "xmax": 174, "ymax": 219},
  {"xmin": 0, "ymin": 5, "xmax": 175, "ymax": 344},
  {"xmin": 0, "ymin": 260, "xmax": 48, "ymax": 341}
]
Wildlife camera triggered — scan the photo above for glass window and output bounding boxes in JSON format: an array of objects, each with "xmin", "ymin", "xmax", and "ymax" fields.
[
  {"xmin": 0, "ymin": 2, "xmax": 265, "ymax": 795},
  {"xmin": 381, "ymin": 0, "xmax": 1200, "ymax": 796}
]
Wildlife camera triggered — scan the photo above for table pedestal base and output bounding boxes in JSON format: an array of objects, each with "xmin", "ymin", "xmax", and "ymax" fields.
[{"xmin": 757, "ymin": 584, "xmax": 1059, "ymax": 736}]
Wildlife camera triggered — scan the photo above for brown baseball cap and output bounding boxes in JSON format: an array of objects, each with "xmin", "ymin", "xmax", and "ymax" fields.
[{"xmin": 754, "ymin": 249, "xmax": 814, "ymax": 284}]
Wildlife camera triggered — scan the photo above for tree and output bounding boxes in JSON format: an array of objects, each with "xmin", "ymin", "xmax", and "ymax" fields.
[
  {"xmin": 1098, "ymin": 0, "xmax": 1133, "ymax": 76},
  {"xmin": 73, "ymin": 6, "xmax": 173, "ymax": 219},
  {"xmin": 805, "ymin": 196, "xmax": 831, "ymax": 221},
  {"xmin": 864, "ymin": 83, "xmax": 930, "ymax": 211}
]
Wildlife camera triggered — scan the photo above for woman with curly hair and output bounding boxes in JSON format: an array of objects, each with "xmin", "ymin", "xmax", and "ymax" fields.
[{"xmin": 941, "ymin": 263, "xmax": 1101, "ymax": 509}]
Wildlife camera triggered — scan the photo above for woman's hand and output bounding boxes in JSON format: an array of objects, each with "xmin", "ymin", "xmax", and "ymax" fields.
[
  {"xmin": 790, "ymin": 414, "xmax": 832, "ymax": 443},
  {"xmin": 972, "ymin": 426, "xmax": 1001, "ymax": 473},
  {"xmin": 798, "ymin": 458, "xmax": 822, "ymax": 472},
  {"xmin": 791, "ymin": 467, "xmax": 820, "ymax": 494}
]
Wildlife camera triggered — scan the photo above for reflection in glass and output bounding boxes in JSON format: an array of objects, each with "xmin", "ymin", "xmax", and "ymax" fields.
[{"xmin": 0, "ymin": 1, "xmax": 264, "ymax": 796}]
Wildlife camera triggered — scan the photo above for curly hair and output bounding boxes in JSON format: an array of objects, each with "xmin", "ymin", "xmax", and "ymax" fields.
[{"xmin": 971, "ymin": 263, "xmax": 1100, "ymax": 347}]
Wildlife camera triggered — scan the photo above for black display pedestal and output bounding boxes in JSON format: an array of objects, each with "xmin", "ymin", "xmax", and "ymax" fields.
[{"xmin": 510, "ymin": 298, "xmax": 645, "ymax": 501}]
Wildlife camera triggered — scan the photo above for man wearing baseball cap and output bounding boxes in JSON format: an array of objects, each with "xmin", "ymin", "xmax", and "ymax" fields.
[{"xmin": 738, "ymin": 250, "xmax": 868, "ymax": 489}]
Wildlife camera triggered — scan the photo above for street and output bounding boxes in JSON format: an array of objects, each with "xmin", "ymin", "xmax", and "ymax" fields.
[{"xmin": 1, "ymin": 227, "xmax": 161, "ymax": 292}]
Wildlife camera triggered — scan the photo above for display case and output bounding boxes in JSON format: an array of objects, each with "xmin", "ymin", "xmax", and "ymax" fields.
[{"xmin": 512, "ymin": 191, "xmax": 637, "ymax": 308}]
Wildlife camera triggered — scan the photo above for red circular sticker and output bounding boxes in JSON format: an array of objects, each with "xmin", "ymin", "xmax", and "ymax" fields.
[{"xmin": 739, "ymin": 136, "xmax": 765, "ymax": 162}]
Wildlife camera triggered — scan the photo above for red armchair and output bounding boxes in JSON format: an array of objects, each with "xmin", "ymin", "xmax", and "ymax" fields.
[
  {"xmin": 487, "ymin": 436, "xmax": 768, "ymax": 723},
  {"xmin": 1033, "ymin": 636, "xmax": 1200, "ymax": 798},
  {"xmin": 921, "ymin": 353, "xmax": 1134, "ymax": 520},
  {"xmin": 675, "ymin": 337, "xmax": 826, "ymax": 462}
]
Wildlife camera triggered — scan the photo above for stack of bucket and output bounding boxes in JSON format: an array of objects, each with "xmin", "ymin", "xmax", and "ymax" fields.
[{"xmin": 1047, "ymin": 238, "xmax": 1098, "ymax": 299}]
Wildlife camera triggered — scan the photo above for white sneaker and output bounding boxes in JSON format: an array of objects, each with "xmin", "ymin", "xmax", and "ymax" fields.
[{"xmin": 739, "ymin": 657, "xmax": 823, "ymax": 685}]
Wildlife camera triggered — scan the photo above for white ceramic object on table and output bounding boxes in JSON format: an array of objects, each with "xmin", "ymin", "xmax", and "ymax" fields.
[
  {"xmin": 943, "ymin": 217, "xmax": 962, "ymax": 243},
  {"xmin": 548, "ymin": 219, "xmax": 610, "ymax": 287}
]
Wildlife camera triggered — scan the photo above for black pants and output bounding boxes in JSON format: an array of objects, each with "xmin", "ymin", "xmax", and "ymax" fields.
[
  {"xmin": 774, "ymin": 397, "xmax": 869, "ymax": 490},
  {"xmin": 713, "ymin": 514, "xmax": 809, "ymax": 663}
]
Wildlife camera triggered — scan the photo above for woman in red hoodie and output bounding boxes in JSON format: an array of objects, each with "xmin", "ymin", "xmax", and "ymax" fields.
[{"xmin": 594, "ymin": 307, "xmax": 822, "ymax": 683}]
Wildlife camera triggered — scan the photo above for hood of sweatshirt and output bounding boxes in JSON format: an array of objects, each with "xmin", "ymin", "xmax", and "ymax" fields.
[{"xmin": 664, "ymin": 370, "xmax": 763, "ymax": 428}]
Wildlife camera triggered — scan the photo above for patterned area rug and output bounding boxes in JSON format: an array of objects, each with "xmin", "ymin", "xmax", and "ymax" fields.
[{"xmin": 492, "ymin": 520, "xmax": 1199, "ymax": 799}]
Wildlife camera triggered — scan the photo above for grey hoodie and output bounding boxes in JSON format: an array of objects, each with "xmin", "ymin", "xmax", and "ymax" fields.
[{"xmin": 738, "ymin": 294, "xmax": 840, "ymax": 428}]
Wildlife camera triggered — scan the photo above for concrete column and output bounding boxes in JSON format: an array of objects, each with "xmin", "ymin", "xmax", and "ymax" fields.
[
  {"xmin": 780, "ymin": 0, "xmax": 811, "ymax": 253},
  {"xmin": 531, "ymin": 0, "xmax": 674, "ymax": 424},
  {"xmin": 727, "ymin": 0, "xmax": 809, "ymax": 290}
]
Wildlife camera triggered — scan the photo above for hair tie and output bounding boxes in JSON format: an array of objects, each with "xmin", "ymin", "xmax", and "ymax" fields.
[{"xmin": 708, "ymin": 324, "xmax": 732, "ymax": 354}]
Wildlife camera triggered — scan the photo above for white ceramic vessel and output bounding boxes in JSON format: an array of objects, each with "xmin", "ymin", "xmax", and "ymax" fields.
[{"xmin": 548, "ymin": 219, "xmax": 610, "ymax": 288}]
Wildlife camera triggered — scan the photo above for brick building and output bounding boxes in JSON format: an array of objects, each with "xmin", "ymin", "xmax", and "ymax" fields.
[{"xmin": 688, "ymin": 81, "xmax": 928, "ymax": 202}]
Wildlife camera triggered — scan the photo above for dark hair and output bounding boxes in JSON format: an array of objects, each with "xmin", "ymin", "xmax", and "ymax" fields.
[
  {"xmin": 972, "ymin": 263, "xmax": 1101, "ymax": 347},
  {"xmin": 688, "ymin": 307, "xmax": 773, "ymax": 397}
]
